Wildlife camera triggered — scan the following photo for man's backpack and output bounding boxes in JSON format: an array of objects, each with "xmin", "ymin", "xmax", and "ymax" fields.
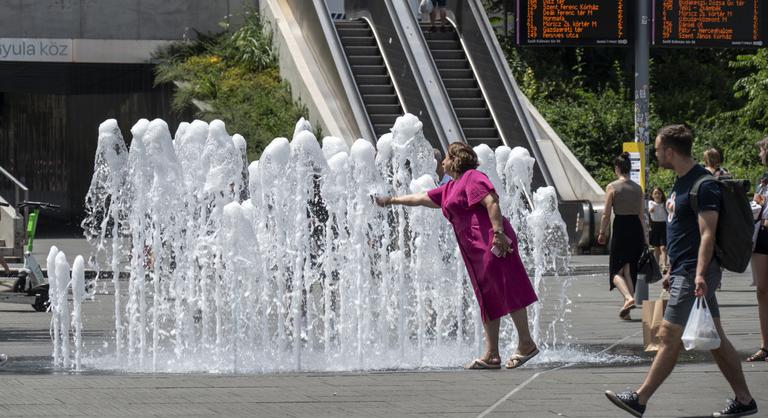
[{"xmin": 690, "ymin": 174, "xmax": 753, "ymax": 273}]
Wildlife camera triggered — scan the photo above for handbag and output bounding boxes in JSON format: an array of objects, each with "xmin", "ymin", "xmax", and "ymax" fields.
[
  {"xmin": 637, "ymin": 247, "xmax": 662, "ymax": 284},
  {"xmin": 642, "ymin": 291, "xmax": 668, "ymax": 352}
]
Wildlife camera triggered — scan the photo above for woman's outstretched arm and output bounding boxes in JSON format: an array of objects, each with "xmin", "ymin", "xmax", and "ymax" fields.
[{"xmin": 375, "ymin": 193, "xmax": 439, "ymax": 208}]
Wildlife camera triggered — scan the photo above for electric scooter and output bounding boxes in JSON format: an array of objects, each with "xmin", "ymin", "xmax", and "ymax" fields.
[{"xmin": 0, "ymin": 201, "xmax": 60, "ymax": 311}]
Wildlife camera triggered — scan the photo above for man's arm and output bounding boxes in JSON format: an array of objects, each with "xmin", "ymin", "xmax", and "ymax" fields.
[{"xmin": 695, "ymin": 210, "xmax": 718, "ymax": 297}]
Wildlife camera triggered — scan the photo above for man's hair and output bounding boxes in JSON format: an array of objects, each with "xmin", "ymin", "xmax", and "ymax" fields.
[
  {"xmin": 657, "ymin": 124, "xmax": 693, "ymax": 157},
  {"xmin": 614, "ymin": 152, "xmax": 631, "ymax": 175},
  {"xmin": 447, "ymin": 142, "xmax": 479, "ymax": 173}
]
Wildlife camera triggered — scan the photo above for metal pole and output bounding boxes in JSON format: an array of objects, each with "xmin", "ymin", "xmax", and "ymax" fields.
[{"xmin": 635, "ymin": 0, "xmax": 651, "ymax": 190}]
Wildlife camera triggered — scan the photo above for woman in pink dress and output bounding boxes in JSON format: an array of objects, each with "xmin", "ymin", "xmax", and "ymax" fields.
[{"xmin": 376, "ymin": 142, "xmax": 539, "ymax": 369}]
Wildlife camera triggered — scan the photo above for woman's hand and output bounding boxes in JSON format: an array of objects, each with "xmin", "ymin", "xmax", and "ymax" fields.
[
  {"xmin": 597, "ymin": 232, "xmax": 607, "ymax": 246},
  {"xmin": 374, "ymin": 196, "xmax": 391, "ymax": 207},
  {"xmin": 492, "ymin": 231, "xmax": 512, "ymax": 257}
]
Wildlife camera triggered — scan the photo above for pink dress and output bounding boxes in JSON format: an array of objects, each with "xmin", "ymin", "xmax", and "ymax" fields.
[{"xmin": 427, "ymin": 169, "xmax": 538, "ymax": 322}]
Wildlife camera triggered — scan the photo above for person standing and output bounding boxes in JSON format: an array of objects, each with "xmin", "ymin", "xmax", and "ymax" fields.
[
  {"xmin": 703, "ymin": 147, "xmax": 729, "ymax": 178},
  {"xmin": 433, "ymin": 148, "xmax": 452, "ymax": 185},
  {"xmin": 648, "ymin": 187, "xmax": 669, "ymax": 273},
  {"xmin": 376, "ymin": 142, "xmax": 539, "ymax": 370},
  {"xmin": 597, "ymin": 153, "xmax": 646, "ymax": 320},
  {"xmin": 430, "ymin": 0, "xmax": 448, "ymax": 32},
  {"xmin": 746, "ymin": 136, "xmax": 768, "ymax": 363},
  {"xmin": 605, "ymin": 125, "xmax": 757, "ymax": 417}
]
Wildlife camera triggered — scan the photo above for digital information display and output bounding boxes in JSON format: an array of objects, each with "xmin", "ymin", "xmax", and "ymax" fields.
[
  {"xmin": 517, "ymin": 0, "xmax": 630, "ymax": 46},
  {"xmin": 654, "ymin": 0, "xmax": 766, "ymax": 47}
]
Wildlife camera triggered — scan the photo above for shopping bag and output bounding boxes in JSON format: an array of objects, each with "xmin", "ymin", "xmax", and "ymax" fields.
[
  {"xmin": 681, "ymin": 297, "xmax": 721, "ymax": 351},
  {"xmin": 642, "ymin": 297, "xmax": 667, "ymax": 352},
  {"xmin": 637, "ymin": 247, "xmax": 662, "ymax": 284},
  {"xmin": 419, "ymin": 0, "xmax": 433, "ymax": 14}
]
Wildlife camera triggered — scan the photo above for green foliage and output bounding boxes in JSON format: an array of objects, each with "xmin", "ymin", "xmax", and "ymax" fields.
[
  {"xmin": 730, "ymin": 49, "xmax": 768, "ymax": 131},
  {"xmin": 153, "ymin": 10, "xmax": 309, "ymax": 160}
]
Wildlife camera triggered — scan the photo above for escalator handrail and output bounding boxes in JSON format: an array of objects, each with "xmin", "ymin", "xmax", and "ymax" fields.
[
  {"xmin": 385, "ymin": 0, "xmax": 462, "ymax": 151},
  {"xmin": 450, "ymin": 0, "xmax": 556, "ymax": 188},
  {"xmin": 285, "ymin": 0, "xmax": 377, "ymax": 143}
]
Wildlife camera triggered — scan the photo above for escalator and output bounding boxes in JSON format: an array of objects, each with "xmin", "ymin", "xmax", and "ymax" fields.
[
  {"xmin": 335, "ymin": 20, "xmax": 403, "ymax": 138},
  {"xmin": 420, "ymin": 23, "xmax": 501, "ymax": 148}
]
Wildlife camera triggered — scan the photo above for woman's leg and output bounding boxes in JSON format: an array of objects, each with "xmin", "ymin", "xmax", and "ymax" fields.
[
  {"xmin": 509, "ymin": 307, "xmax": 536, "ymax": 355},
  {"xmin": 751, "ymin": 254, "xmax": 768, "ymax": 356},
  {"xmin": 0, "ymin": 255, "xmax": 9, "ymax": 274},
  {"xmin": 481, "ymin": 318, "xmax": 501, "ymax": 364},
  {"xmin": 440, "ymin": 7, "xmax": 448, "ymax": 27},
  {"xmin": 612, "ymin": 263, "xmax": 635, "ymax": 311},
  {"xmin": 652, "ymin": 246, "xmax": 661, "ymax": 268},
  {"xmin": 660, "ymin": 245, "xmax": 668, "ymax": 271}
]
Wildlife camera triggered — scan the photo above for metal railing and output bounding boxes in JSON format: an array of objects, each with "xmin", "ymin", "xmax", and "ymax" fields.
[{"xmin": 0, "ymin": 165, "xmax": 29, "ymax": 208}]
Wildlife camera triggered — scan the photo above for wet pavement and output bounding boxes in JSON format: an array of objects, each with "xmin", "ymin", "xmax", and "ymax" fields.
[{"xmin": 0, "ymin": 254, "xmax": 766, "ymax": 417}]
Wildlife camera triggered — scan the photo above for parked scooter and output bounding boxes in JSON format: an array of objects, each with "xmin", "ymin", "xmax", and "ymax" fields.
[{"xmin": 0, "ymin": 201, "xmax": 60, "ymax": 311}]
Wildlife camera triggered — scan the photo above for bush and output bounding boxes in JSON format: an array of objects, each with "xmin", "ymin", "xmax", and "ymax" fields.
[{"xmin": 153, "ymin": 10, "xmax": 309, "ymax": 161}]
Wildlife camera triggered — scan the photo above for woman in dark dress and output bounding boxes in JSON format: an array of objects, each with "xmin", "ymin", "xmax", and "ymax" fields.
[{"xmin": 597, "ymin": 153, "xmax": 647, "ymax": 320}]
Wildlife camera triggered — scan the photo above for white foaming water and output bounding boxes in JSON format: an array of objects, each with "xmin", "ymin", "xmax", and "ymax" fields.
[{"xmin": 69, "ymin": 113, "xmax": 621, "ymax": 373}]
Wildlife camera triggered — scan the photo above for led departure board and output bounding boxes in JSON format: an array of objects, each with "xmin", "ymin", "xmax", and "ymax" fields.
[
  {"xmin": 517, "ymin": 0, "xmax": 630, "ymax": 46},
  {"xmin": 654, "ymin": 0, "xmax": 766, "ymax": 47}
]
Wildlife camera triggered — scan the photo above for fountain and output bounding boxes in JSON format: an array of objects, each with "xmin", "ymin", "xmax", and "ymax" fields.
[{"xmin": 51, "ymin": 113, "xmax": 611, "ymax": 373}]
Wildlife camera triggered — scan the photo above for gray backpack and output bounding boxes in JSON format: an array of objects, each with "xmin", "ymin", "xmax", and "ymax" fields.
[{"xmin": 689, "ymin": 174, "xmax": 753, "ymax": 273}]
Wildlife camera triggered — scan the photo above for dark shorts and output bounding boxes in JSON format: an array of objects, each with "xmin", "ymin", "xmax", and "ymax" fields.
[
  {"xmin": 432, "ymin": 0, "xmax": 447, "ymax": 7},
  {"xmin": 754, "ymin": 225, "xmax": 768, "ymax": 255},
  {"xmin": 664, "ymin": 260, "xmax": 721, "ymax": 326}
]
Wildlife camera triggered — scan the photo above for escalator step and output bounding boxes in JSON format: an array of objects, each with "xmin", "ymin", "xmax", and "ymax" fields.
[
  {"xmin": 421, "ymin": 30, "xmax": 458, "ymax": 41},
  {"xmin": 359, "ymin": 85, "xmax": 396, "ymax": 95},
  {"xmin": 337, "ymin": 28, "xmax": 371, "ymax": 37},
  {"xmin": 344, "ymin": 46, "xmax": 380, "ymax": 55},
  {"xmin": 468, "ymin": 138, "xmax": 503, "ymax": 148},
  {"xmin": 446, "ymin": 88, "xmax": 482, "ymax": 98},
  {"xmin": 450, "ymin": 97, "xmax": 484, "ymax": 108},
  {"xmin": 349, "ymin": 56, "xmax": 383, "ymax": 66},
  {"xmin": 454, "ymin": 108, "xmax": 490, "ymax": 118},
  {"xmin": 366, "ymin": 104, "xmax": 401, "ymax": 114},
  {"xmin": 434, "ymin": 59, "xmax": 469, "ymax": 70},
  {"xmin": 352, "ymin": 65, "xmax": 387, "ymax": 76},
  {"xmin": 355, "ymin": 75, "xmax": 391, "ymax": 85},
  {"xmin": 463, "ymin": 128, "xmax": 498, "ymax": 138},
  {"xmin": 431, "ymin": 50, "xmax": 464, "ymax": 60},
  {"xmin": 439, "ymin": 68, "xmax": 473, "ymax": 79},
  {"xmin": 426, "ymin": 40, "xmax": 461, "ymax": 50},
  {"xmin": 442, "ymin": 79, "xmax": 477, "ymax": 89},
  {"xmin": 370, "ymin": 114, "xmax": 399, "ymax": 125},
  {"xmin": 341, "ymin": 37, "xmax": 377, "ymax": 47},
  {"xmin": 363, "ymin": 94, "xmax": 400, "ymax": 105},
  {"xmin": 459, "ymin": 118, "xmax": 495, "ymax": 128},
  {"xmin": 336, "ymin": 21, "xmax": 368, "ymax": 28}
]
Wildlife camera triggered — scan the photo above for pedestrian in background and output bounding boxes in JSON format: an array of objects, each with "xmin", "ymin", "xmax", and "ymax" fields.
[
  {"xmin": 598, "ymin": 152, "xmax": 646, "ymax": 321},
  {"xmin": 606, "ymin": 124, "xmax": 756, "ymax": 418},
  {"xmin": 430, "ymin": 0, "xmax": 448, "ymax": 32},
  {"xmin": 703, "ymin": 146, "xmax": 729, "ymax": 178},
  {"xmin": 433, "ymin": 148, "xmax": 451, "ymax": 185},
  {"xmin": 747, "ymin": 136, "xmax": 768, "ymax": 363},
  {"xmin": 648, "ymin": 186, "xmax": 669, "ymax": 274}
]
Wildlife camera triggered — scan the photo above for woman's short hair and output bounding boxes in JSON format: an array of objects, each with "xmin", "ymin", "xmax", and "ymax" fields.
[
  {"xmin": 702, "ymin": 147, "xmax": 722, "ymax": 168},
  {"xmin": 614, "ymin": 152, "xmax": 631, "ymax": 175},
  {"xmin": 447, "ymin": 142, "xmax": 479, "ymax": 174}
]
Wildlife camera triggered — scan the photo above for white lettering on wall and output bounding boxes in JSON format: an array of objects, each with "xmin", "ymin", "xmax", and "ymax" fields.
[{"xmin": 0, "ymin": 38, "xmax": 73, "ymax": 62}]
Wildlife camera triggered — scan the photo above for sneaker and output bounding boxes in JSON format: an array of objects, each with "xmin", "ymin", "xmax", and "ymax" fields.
[
  {"xmin": 712, "ymin": 398, "xmax": 758, "ymax": 417},
  {"xmin": 0, "ymin": 353, "xmax": 7, "ymax": 367},
  {"xmin": 605, "ymin": 390, "xmax": 646, "ymax": 417}
]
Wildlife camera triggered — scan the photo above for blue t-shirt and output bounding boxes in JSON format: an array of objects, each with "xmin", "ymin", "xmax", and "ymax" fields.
[{"xmin": 666, "ymin": 164, "xmax": 721, "ymax": 276}]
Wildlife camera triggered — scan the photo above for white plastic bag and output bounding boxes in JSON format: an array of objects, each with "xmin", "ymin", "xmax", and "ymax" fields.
[
  {"xmin": 419, "ymin": 0, "xmax": 433, "ymax": 15},
  {"xmin": 681, "ymin": 297, "xmax": 721, "ymax": 351}
]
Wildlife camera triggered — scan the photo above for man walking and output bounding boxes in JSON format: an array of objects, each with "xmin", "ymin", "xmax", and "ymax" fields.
[{"xmin": 605, "ymin": 125, "xmax": 757, "ymax": 417}]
